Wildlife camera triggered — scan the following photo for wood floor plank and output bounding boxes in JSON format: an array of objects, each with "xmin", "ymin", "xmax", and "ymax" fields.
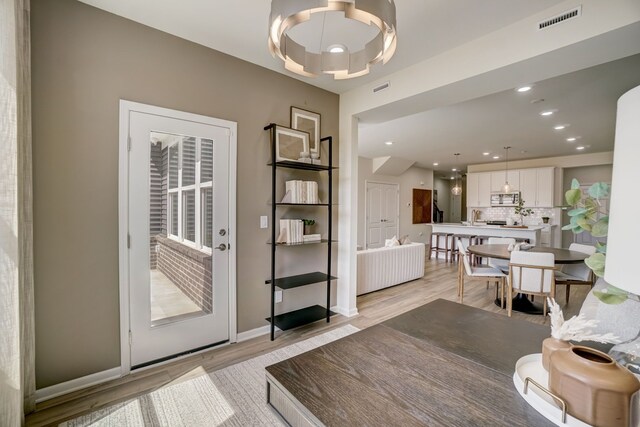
[{"xmin": 26, "ymin": 258, "xmax": 589, "ymax": 426}]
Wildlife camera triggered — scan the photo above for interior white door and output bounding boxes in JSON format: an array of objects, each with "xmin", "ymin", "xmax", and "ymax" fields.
[
  {"xmin": 366, "ymin": 182, "xmax": 399, "ymax": 248},
  {"xmin": 127, "ymin": 110, "xmax": 232, "ymax": 367}
]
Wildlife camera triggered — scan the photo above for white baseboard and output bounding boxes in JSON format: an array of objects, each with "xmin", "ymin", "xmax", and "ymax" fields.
[
  {"xmin": 35, "ymin": 367, "xmax": 122, "ymax": 403},
  {"xmin": 331, "ymin": 305, "xmax": 359, "ymax": 317},
  {"xmin": 237, "ymin": 324, "xmax": 282, "ymax": 342}
]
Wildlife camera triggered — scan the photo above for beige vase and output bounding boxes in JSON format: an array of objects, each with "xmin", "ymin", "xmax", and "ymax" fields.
[
  {"xmin": 541, "ymin": 337, "xmax": 571, "ymax": 371},
  {"xmin": 549, "ymin": 346, "xmax": 640, "ymax": 427}
]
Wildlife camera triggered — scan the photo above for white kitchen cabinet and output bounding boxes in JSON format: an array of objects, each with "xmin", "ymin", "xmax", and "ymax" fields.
[
  {"xmin": 466, "ymin": 172, "xmax": 491, "ymax": 207},
  {"xmin": 536, "ymin": 167, "xmax": 554, "ymax": 207},
  {"xmin": 519, "ymin": 169, "xmax": 537, "ymax": 207},
  {"xmin": 517, "ymin": 167, "xmax": 555, "ymax": 207},
  {"xmin": 490, "ymin": 170, "xmax": 519, "ymax": 192},
  {"xmin": 466, "ymin": 172, "xmax": 479, "ymax": 207},
  {"xmin": 478, "ymin": 173, "xmax": 491, "ymax": 207}
]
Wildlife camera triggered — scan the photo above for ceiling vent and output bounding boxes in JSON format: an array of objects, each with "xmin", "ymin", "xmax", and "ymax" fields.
[
  {"xmin": 373, "ymin": 81, "xmax": 390, "ymax": 93},
  {"xmin": 538, "ymin": 6, "xmax": 582, "ymax": 30}
]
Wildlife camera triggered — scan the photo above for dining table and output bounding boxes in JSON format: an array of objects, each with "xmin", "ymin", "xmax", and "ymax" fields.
[{"xmin": 467, "ymin": 244, "xmax": 589, "ymax": 314}]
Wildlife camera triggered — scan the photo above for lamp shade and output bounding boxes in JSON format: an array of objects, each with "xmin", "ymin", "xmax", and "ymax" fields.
[{"xmin": 604, "ymin": 85, "xmax": 640, "ymax": 295}]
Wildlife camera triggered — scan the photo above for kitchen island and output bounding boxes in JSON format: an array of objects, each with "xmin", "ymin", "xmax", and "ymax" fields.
[{"xmin": 432, "ymin": 223, "xmax": 542, "ymax": 245}]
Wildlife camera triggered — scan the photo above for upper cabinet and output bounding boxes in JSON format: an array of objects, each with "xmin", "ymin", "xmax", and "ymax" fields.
[
  {"xmin": 467, "ymin": 167, "xmax": 555, "ymax": 207},
  {"xmin": 490, "ymin": 170, "xmax": 520, "ymax": 192},
  {"xmin": 467, "ymin": 172, "xmax": 491, "ymax": 207}
]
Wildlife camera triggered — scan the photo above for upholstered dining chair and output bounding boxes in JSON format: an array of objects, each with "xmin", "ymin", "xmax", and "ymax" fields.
[
  {"xmin": 555, "ymin": 243, "xmax": 596, "ymax": 304},
  {"xmin": 487, "ymin": 237, "xmax": 516, "ymax": 272},
  {"xmin": 508, "ymin": 251, "xmax": 556, "ymax": 317},
  {"xmin": 457, "ymin": 241, "xmax": 507, "ymax": 305}
]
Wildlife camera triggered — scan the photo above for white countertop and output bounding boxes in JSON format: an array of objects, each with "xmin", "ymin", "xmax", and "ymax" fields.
[{"xmin": 432, "ymin": 223, "xmax": 545, "ymax": 231}]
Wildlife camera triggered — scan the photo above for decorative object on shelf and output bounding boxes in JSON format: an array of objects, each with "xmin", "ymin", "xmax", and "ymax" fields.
[
  {"xmin": 542, "ymin": 298, "xmax": 619, "ymax": 371},
  {"xmin": 268, "ymin": 0, "xmax": 397, "ymax": 80},
  {"xmin": 277, "ymin": 219, "xmax": 304, "ymax": 244},
  {"xmin": 542, "ymin": 216, "xmax": 550, "ymax": 224},
  {"xmin": 502, "ymin": 146, "xmax": 512, "ymax": 193},
  {"xmin": 282, "ymin": 180, "xmax": 319, "ymax": 204},
  {"xmin": 548, "ymin": 345, "xmax": 640, "ymax": 427},
  {"xmin": 451, "ymin": 153, "xmax": 462, "ymax": 196},
  {"xmin": 274, "ymin": 125, "xmax": 310, "ymax": 162},
  {"xmin": 514, "ymin": 197, "xmax": 533, "ymax": 225},
  {"xmin": 291, "ymin": 107, "xmax": 321, "ymax": 157},
  {"xmin": 301, "ymin": 219, "xmax": 316, "ymax": 235}
]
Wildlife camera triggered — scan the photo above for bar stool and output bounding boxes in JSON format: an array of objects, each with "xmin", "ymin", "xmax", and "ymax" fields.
[
  {"xmin": 451, "ymin": 234, "xmax": 477, "ymax": 263},
  {"xmin": 431, "ymin": 232, "xmax": 454, "ymax": 262}
]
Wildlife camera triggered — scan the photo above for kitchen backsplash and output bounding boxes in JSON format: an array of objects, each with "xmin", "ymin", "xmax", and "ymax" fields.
[{"xmin": 470, "ymin": 207, "xmax": 560, "ymax": 226}]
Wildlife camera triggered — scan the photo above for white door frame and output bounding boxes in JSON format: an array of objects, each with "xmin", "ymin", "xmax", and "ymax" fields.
[
  {"xmin": 118, "ymin": 100, "xmax": 237, "ymax": 375},
  {"xmin": 364, "ymin": 180, "xmax": 399, "ymax": 248}
]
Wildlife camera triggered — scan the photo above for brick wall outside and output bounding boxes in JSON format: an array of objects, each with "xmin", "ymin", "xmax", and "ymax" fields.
[{"xmin": 155, "ymin": 235, "xmax": 212, "ymax": 313}]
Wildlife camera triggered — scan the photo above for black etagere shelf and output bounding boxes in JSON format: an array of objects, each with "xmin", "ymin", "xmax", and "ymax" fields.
[{"xmin": 264, "ymin": 123, "xmax": 336, "ymax": 340}]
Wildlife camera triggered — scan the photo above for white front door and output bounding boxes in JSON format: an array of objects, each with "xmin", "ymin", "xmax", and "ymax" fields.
[
  {"xmin": 121, "ymin": 102, "xmax": 236, "ymax": 368},
  {"xmin": 366, "ymin": 182, "xmax": 399, "ymax": 248}
]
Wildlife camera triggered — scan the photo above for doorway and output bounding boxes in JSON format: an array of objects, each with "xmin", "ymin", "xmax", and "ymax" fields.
[
  {"xmin": 119, "ymin": 101, "xmax": 237, "ymax": 370},
  {"xmin": 365, "ymin": 181, "xmax": 399, "ymax": 249}
]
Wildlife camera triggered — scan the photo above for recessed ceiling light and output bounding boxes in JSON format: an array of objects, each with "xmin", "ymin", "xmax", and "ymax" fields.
[
  {"xmin": 576, "ymin": 146, "xmax": 585, "ymax": 150},
  {"xmin": 540, "ymin": 110, "xmax": 555, "ymax": 116},
  {"xmin": 493, "ymin": 156, "xmax": 500, "ymax": 159},
  {"xmin": 482, "ymin": 152, "xmax": 490, "ymax": 156},
  {"xmin": 566, "ymin": 137, "xmax": 577, "ymax": 142},
  {"xmin": 384, "ymin": 141, "xmax": 393, "ymax": 145},
  {"xmin": 452, "ymin": 168, "xmax": 457, "ymax": 172},
  {"xmin": 516, "ymin": 86, "xmax": 532, "ymax": 92},
  {"xmin": 327, "ymin": 44, "xmax": 346, "ymax": 53},
  {"xmin": 554, "ymin": 125, "xmax": 566, "ymax": 130},
  {"xmin": 433, "ymin": 162, "xmax": 439, "ymax": 166},
  {"xmin": 450, "ymin": 177, "xmax": 455, "ymax": 180}
]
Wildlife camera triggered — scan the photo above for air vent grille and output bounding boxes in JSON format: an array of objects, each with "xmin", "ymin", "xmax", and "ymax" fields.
[
  {"xmin": 538, "ymin": 6, "xmax": 582, "ymax": 30},
  {"xmin": 373, "ymin": 81, "xmax": 390, "ymax": 93}
]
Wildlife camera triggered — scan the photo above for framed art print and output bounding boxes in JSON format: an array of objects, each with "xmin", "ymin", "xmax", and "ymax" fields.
[{"xmin": 291, "ymin": 107, "xmax": 320, "ymax": 157}]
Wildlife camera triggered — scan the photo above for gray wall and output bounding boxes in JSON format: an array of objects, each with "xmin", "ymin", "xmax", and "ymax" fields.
[
  {"xmin": 357, "ymin": 157, "xmax": 434, "ymax": 248},
  {"xmin": 31, "ymin": 0, "xmax": 339, "ymax": 388}
]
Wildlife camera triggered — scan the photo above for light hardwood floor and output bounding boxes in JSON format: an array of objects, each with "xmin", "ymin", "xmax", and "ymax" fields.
[{"xmin": 26, "ymin": 258, "xmax": 589, "ymax": 426}]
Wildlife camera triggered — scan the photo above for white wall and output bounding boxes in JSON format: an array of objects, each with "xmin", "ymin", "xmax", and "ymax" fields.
[{"xmin": 358, "ymin": 157, "xmax": 434, "ymax": 248}]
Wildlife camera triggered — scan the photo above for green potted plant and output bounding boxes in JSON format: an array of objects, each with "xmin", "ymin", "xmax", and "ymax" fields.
[{"xmin": 514, "ymin": 198, "xmax": 533, "ymax": 225}]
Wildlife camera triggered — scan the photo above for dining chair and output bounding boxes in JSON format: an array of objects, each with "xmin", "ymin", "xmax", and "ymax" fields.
[
  {"xmin": 555, "ymin": 243, "xmax": 596, "ymax": 304},
  {"xmin": 457, "ymin": 241, "xmax": 507, "ymax": 305},
  {"xmin": 508, "ymin": 251, "xmax": 556, "ymax": 317},
  {"xmin": 487, "ymin": 237, "xmax": 516, "ymax": 272}
]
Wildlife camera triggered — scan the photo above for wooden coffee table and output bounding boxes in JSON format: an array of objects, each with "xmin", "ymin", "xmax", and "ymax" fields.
[{"xmin": 265, "ymin": 299, "xmax": 555, "ymax": 426}]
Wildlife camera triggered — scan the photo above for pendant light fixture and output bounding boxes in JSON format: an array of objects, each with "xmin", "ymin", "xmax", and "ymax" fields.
[
  {"xmin": 451, "ymin": 153, "xmax": 462, "ymax": 196},
  {"xmin": 502, "ymin": 146, "xmax": 512, "ymax": 193},
  {"xmin": 268, "ymin": 0, "xmax": 397, "ymax": 80}
]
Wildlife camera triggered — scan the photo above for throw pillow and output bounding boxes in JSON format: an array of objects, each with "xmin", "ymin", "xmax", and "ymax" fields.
[{"xmin": 384, "ymin": 236, "xmax": 400, "ymax": 247}]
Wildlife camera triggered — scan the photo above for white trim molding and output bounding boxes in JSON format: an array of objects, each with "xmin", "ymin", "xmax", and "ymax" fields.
[
  {"xmin": 35, "ymin": 367, "xmax": 121, "ymax": 403},
  {"xmin": 236, "ymin": 325, "xmax": 281, "ymax": 342}
]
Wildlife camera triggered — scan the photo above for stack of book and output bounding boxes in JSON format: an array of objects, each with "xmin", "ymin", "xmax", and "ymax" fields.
[
  {"xmin": 281, "ymin": 180, "xmax": 319, "ymax": 204},
  {"xmin": 277, "ymin": 219, "xmax": 303, "ymax": 244},
  {"xmin": 276, "ymin": 220, "xmax": 322, "ymax": 244}
]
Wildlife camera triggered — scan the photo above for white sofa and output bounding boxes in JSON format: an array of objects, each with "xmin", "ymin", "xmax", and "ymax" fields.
[{"xmin": 357, "ymin": 242, "xmax": 426, "ymax": 295}]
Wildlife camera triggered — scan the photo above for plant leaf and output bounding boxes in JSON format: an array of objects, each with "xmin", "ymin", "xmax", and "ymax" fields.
[
  {"xmin": 606, "ymin": 285, "xmax": 630, "ymax": 296},
  {"xmin": 571, "ymin": 178, "xmax": 580, "ymax": 190},
  {"xmin": 561, "ymin": 224, "xmax": 575, "ymax": 231},
  {"xmin": 585, "ymin": 253, "xmax": 606, "ymax": 277},
  {"xmin": 568, "ymin": 208, "xmax": 588, "ymax": 217},
  {"xmin": 591, "ymin": 218, "xmax": 608, "ymax": 237},
  {"xmin": 593, "ymin": 291, "xmax": 628, "ymax": 305},
  {"xmin": 565, "ymin": 189, "xmax": 582, "ymax": 206},
  {"xmin": 576, "ymin": 217, "xmax": 592, "ymax": 232},
  {"xmin": 588, "ymin": 182, "xmax": 610, "ymax": 199},
  {"xmin": 595, "ymin": 242, "xmax": 607, "ymax": 254}
]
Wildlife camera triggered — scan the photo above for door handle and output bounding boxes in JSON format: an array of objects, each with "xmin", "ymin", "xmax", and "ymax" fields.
[{"xmin": 214, "ymin": 243, "xmax": 227, "ymax": 251}]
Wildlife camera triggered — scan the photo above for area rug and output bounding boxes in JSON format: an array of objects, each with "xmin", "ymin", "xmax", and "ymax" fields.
[{"xmin": 60, "ymin": 325, "xmax": 359, "ymax": 426}]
